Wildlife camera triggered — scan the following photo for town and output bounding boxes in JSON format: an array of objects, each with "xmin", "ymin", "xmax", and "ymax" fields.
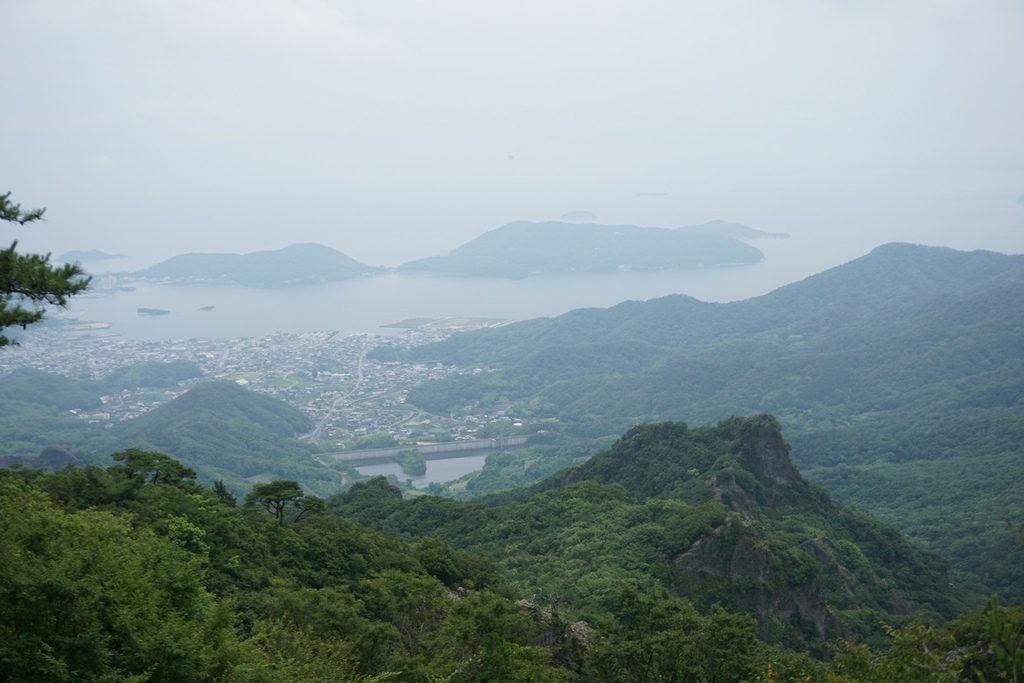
[{"xmin": 0, "ymin": 323, "xmax": 526, "ymax": 450}]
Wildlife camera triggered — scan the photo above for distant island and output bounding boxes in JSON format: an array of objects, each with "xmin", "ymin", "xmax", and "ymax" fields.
[
  {"xmin": 127, "ymin": 222, "xmax": 781, "ymax": 286},
  {"xmin": 683, "ymin": 220, "xmax": 790, "ymax": 240},
  {"xmin": 57, "ymin": 249, "xmax": 127, "ymax": 263},
  {"xmin": 134, "ymin": 243, "xmax": 380, "ymax": 288},
  {"xmin": 137, "ymin": 308, "xmax": 170, "ymax": 316},
  {"xmin": 398, "ymin": 220, "xmax": 765, "ymax": 278}
]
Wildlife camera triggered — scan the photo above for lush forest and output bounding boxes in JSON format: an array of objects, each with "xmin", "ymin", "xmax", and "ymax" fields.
[
  {"xmin": 397, "ymin": 221, "xmax": 764, "ymax": 277},
  {"xmin": 331, "ymin": 417, "xmax": 984, "ymax": 648},
  {"xmin": 3, "ymin": 421, "xmax": 1023, "ymax": 681},
  {"xmin": 0, "ymin": 374, "xmax": 353, "ymax": 497},
  {"xmin": 377, "ymin": 243, "xmax": 1024, "ymax": 601}
]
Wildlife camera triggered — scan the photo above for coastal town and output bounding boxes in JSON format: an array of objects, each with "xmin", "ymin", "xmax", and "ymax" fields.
[{"xmin": 0, "ymin": 321, "xmax": 524, "ymax": 450}]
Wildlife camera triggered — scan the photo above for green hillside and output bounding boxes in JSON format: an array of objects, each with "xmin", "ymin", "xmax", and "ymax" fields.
[
  {"xmin": 379, "ymin": 243, "xmax": 1024, "ymax": 601},
  {"xmin": 135, "ymin": 242, "xmax": 378, "ymax": 287},
  {"xmin": 398, "ymin": 220, "xmax": 764, "ymax": 278},
  {"xmin": 3, "ymin": 425, "xmax": 1022, "ymax": 680},
  {"xmin": 330, "ymin": 416, "xmax": 982, "ymax": 655},
  {"xmin": 112, "ymin": 380, "xmax": 348, "ymax": 496},
  {"xmin": 0, "ymin": 368, "xmax": 113, "ymax": 464},
  {"xmin": 0, "ymin": 368, "xmax": 353, "ymax": 497}
]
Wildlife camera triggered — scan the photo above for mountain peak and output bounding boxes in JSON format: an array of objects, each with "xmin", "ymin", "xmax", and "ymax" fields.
[
  {"xmin": 715, "ymin": 414, "xmax": 807, "ymax": 509},
  {"xmin": 546, "ymin": 415, "xmax": 814, "ymax": 514}
]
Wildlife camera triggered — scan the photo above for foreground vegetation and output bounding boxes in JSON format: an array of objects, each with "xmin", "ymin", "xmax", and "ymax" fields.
[{"xmin": 3, "ymin": 419, "xmax": 1023, "ymax": 681}]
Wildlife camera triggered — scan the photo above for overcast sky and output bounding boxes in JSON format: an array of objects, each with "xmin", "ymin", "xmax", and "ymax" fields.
[{"xmin": 2, "ymin": 0, "xmax": 1022, "ymax": 268}]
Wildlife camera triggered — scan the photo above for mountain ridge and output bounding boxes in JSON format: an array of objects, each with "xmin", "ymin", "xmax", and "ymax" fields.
[
  {"xmin": 382, "ymin": 242, "xmax": 1024, "ymax": 600},
  {"xmin": 331, "ymin": 415, "xmax": 975, "ymax": 654}
]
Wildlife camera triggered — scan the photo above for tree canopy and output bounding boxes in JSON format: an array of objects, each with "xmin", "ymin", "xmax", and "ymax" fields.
[
  {"xmin": 2, "ymin": 449, "xmax": 1021, "ymax": 681},
  {"xmin": 245, "ymin": 479, "xmax": 324, "ymax": 525},
  {"xmin": 1, "ymin": 192, "xmax": 90, "ymax": 346}
]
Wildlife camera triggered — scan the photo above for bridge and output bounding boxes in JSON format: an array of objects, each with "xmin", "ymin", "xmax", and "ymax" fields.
[{"xmin": 325, "ymin": 435, "xmax": 529, "ymax": 464}]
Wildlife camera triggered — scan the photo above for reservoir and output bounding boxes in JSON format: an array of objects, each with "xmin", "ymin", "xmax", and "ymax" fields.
[{"xmin": 353, "ymin": 452, "xmax": 490, "ymax": 489}]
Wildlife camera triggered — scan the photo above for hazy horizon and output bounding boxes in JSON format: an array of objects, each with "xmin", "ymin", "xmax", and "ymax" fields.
[{"xmin": 3, "ymin": 1, "xmax": 1022, "ymax": 272}]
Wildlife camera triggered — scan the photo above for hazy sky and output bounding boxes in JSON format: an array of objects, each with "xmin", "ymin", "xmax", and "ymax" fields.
[{"xmin": 2, "ymin": 0, "xmax": 1023, "ymax": 269}]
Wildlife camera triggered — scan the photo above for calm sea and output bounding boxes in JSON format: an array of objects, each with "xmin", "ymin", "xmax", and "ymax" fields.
[{"xmin": 63, "ymin": 238, "xmax": 834, "ymax": 341}]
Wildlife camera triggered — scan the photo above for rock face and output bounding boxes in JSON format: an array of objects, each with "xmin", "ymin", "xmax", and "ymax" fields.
[
  {"xmin": 736, "ymin": 416, "xmax": 802, "ymax": 494},
  {"xmin": 537, "ymin": 414, "xmax": 963, "ymax": 653},
  {"xmin": 672, "ymin": 522, "xmax": 842, "ymax": 647}
]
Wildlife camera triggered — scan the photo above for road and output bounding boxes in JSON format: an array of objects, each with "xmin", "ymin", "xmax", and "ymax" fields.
[{"xmin": 301, "ymin": 337, "xmax": 368, "ymax": 443}]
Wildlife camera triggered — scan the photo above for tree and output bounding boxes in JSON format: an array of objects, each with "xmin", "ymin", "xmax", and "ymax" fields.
[
  {"xmin": 0, "ymin": 480, "xmax": 241, "ymax": 681},
  {"xmin": 110, "ymin": 448, "xmax": 197, "ymax": 486},
  {"xmin": 213, "ymin": 479, "xmax": 238, "ymax": 507},
  {"xmin": 245, "ymin": 480, "xmax": 323, "ymax": 525},
  {"xmin": 1, "ymin": 192, "xmax": 90, "ymax": 347}
]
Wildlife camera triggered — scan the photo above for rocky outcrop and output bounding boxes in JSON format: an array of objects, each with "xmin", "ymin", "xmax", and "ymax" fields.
[
  {"xmin": 529, "ymin": 414, "xmax": 964, "ymax": 652},
  {"xmin": 671, "ymin": 518, "xmax": 845, "ymax": 649}
]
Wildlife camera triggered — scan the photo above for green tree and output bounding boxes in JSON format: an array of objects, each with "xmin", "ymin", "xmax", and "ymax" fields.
[
  {"xmin": 0, "ymin": 480, "xmax": 241, "ymax": 681},
  {"xmin": 246, "ymin": 480, "xmax": 322, "ymax": 525},
  {"xmin": 1, "ymin": 192, "xmax": 91, "ymax": 347},
  {"xmin": 214, "ymin": 479, "xmax": 238, "ymax": 507},
  {"xmin": 583, "ymin": 590, "xmax": 770, "ymax": 683},
  {"xmin": 110, "ymin": 447, "xmax": 197, "ymax": 486}
]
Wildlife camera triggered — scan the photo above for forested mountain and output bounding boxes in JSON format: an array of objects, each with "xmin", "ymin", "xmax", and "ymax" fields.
[
  {"xmin": 0, "ymin": 372, "xmax": 351, "ymax": 496},
  {"xmin": 330, "ymin": 416, "xmax": 980, "ymax": 656},
  {"xmin": 398, "ymin": 220, "xmax": 764, "ymax": 277},
  {"xmin": 113, "ymin": 381, "xmax": 349, "ymax": 496},
  {"xmin": 5, "ymin": 427, "xmax": 1020, "ymax": 681},
  {"xmin": 378, "ymin": 243, "xmax": 1024, "ymax": 601},
  {"xmin": 134, "ymin": 242, "xmax": 378, "ymax": 287},
  {"xmin": 0, "ymin": 363, "xmax": 204, "ymax": 463}
]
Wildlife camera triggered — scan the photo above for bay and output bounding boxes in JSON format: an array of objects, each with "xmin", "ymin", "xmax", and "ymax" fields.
[{"xmin": 64, "ymin": 238, "xmax": 831, "ymax": 341}]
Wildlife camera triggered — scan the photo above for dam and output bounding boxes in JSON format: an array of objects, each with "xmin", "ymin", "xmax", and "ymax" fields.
[{"xmin": 325, "ymin": 435, "xmax": 530, "ymax": 465}]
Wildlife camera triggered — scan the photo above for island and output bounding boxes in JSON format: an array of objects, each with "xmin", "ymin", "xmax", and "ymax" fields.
[
  {"xmin": 397, "ymin": 220, "xmax": 765, "ymax": 278},
  {"xmin": 57, "ymin": 249, "xmax": 127, "ymax": 263},
  {"xmin": 137, "ymin": 308, "xmax": 170, "ymax": 316},
  {"xmin": 134, "ymin": 243, "xmax": 380, "ymax": 288}
]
